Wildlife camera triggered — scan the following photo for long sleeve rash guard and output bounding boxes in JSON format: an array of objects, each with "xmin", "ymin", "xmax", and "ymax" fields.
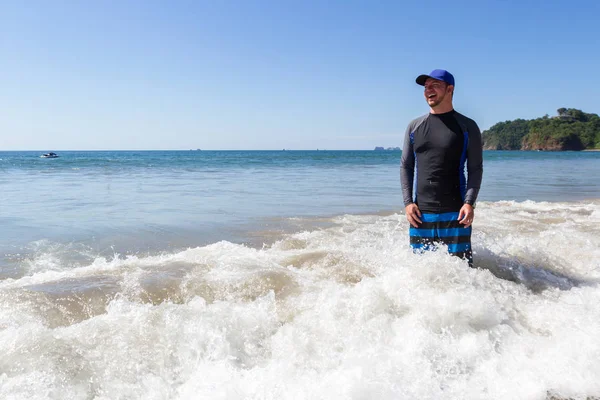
[{"xmin": 400, "ymin": 110, "xmax": 483, "ymax": 214}]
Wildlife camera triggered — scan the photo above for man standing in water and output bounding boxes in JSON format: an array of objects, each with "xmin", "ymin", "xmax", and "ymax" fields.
[{"xmin": 400, "ymin": 69, "xmax": 483, "ymax": 265}]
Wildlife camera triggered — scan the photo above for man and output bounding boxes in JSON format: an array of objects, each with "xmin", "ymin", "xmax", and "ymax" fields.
[{"xmin": 400, "ymin": 69, "xmax": 483, "ymax": 265}]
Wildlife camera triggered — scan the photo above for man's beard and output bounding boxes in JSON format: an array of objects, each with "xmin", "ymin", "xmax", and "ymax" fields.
[{"xmin": 427, "ymin": 93, "xmax": 446, "ymax": 108}]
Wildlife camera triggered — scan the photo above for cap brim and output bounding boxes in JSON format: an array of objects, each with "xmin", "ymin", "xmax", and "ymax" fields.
[{"xmin": 416, "ymin": 74, "xmax": 431, "ymax": 86}]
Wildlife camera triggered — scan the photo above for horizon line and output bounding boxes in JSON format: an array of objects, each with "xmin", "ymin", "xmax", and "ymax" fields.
[{"xmin": 0, "ymin": 148, "xmax": 403, "ymax": 152}]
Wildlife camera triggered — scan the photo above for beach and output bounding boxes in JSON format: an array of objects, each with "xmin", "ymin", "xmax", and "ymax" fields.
[{"xmin": 1, "ymin": 150, "xmax": 600, "ymax": 399}]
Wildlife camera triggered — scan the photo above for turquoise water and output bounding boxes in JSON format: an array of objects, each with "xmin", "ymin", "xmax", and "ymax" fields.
[
  {"xmin": 1, "ymin": 151, "xmax": 404, "ymax": 255},
  {"xmin": 2, "ymin": 150, "xmax": 600, "ymax": 399},
  {"xmin": 1, "ymin": 150, "xmax": 599, "ymax": 258}
]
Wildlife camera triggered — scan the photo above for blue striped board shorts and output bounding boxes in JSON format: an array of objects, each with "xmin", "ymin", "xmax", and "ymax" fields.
[{"xmin": 409, "ymin": 211, "xmax": 473, "ymax": 265}]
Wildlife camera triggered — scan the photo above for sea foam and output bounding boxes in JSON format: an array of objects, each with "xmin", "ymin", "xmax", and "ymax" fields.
[{"xmin": 1, "ymin": 200, "xmax": 599, "ymax": 399}]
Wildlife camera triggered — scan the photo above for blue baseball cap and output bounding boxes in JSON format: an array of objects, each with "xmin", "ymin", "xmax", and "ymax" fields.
[{"xmin": 416, "ymin": 69, "xmax": 455, "ymax": 86}]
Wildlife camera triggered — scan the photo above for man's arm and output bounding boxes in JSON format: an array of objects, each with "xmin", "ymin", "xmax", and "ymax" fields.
[
  {"xmin": 400, "ymin": 124, "xmax": 415, "ymax": 206},
  {"xmin": 400, "ymin": 123, "xmax": 422, "ymax": 227},
  {"xmin": 465, "ymin": 121, "xmax": 483, "ymax": 205}
]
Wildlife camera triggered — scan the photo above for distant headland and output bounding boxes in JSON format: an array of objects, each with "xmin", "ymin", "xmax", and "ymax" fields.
[
  {"xmin": 482, "ymin": 108, "xmax": 600, "ymax": 151},
  {"xmin": 374, "ymin": 146, "xmax": 401, "ymax": 151}
]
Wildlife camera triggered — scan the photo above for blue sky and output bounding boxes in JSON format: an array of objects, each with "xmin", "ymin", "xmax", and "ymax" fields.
[{"xmin": 2, "ymin": 0, "xmax": 599, "ymax": 150}]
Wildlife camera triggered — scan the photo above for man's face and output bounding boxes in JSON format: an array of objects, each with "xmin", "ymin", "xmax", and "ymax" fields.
[{"xmin": 423, "ymin": 78, "xmax": 452, "ymax": 107}]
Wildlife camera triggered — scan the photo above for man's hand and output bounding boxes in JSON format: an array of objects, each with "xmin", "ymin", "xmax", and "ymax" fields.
[
  {"xmin": 458, "ymin": 203, "xmax": 474, "ymax": 227},
  {"xmin": 405, "ymin": 203, "xmax": 422, "ymax": 228}
]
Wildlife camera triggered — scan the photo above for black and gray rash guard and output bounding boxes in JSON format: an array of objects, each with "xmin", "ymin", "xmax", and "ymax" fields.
[{"xmin": 400, "ymin": 110, "xmax": 483, "ymax": 214}]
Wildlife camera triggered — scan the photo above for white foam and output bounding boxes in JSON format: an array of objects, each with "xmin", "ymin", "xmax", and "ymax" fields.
[{"xmin": 1, "ymin": 201, "xmax": 600, "ymax": 399}]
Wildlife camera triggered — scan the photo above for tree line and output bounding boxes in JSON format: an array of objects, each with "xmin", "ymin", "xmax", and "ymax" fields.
[{"xmin": 482, "ymin": 108, "xmax": 600, "ymax": 150}]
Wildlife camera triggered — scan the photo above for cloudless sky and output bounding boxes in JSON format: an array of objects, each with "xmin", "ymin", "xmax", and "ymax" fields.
[{"xmin": 2, "ymin": 0, "xmax": 599, "ymax": 150}]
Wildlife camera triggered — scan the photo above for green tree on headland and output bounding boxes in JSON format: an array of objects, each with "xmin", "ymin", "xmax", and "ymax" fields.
[{"xmin": 482, "ymin": 108, "xmax": 600, "ymax": 150}]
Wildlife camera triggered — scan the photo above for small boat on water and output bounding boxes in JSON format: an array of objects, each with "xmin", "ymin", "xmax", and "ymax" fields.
[{"xmin": 40, "ymin": 152, "xmax": 59, "ymax": 158}]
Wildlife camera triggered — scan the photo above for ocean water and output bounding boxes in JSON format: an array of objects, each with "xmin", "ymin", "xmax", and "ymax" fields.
[{"xmin": 1, "ymin": 150, "xmax": 600, "ymax": 399}]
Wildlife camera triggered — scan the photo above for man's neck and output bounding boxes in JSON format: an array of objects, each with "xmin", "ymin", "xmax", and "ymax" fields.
[{"xmin": 429, "ymin": 104, "xmax": 454, "ymax": 114}]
